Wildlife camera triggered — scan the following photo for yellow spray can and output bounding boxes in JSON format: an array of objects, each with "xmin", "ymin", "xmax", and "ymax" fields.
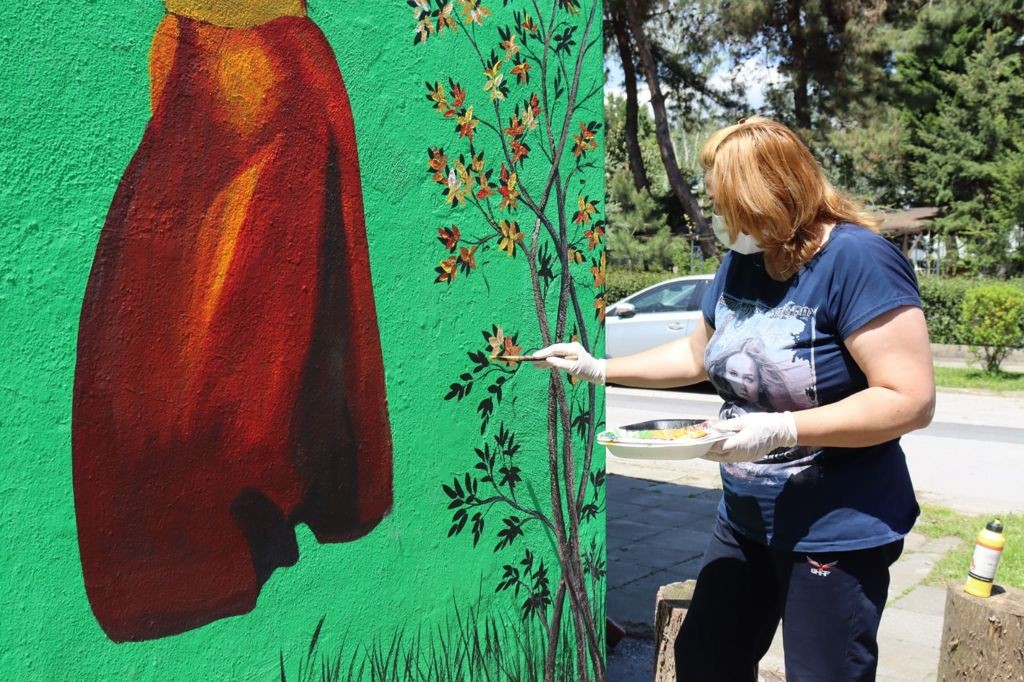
[{"xmin": 964, "ymin": 518, "xmax": 1005, "ymax": 598}]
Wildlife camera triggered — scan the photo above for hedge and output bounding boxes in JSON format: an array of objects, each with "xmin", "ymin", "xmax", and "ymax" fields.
[
  {"xmin": 608, "ymin": 269, "xmax": 1024, "ymax": 347},
  {"xmin": 606, "ymin": 270, "xmax": 681, "ymax": 304},
  {"xmin": 919, "ymin": 276, "xmax": 1024, "ymax": 346},
  {"xmin": 918, "ymin": 277, "xmax": 976, "ymax": 345}
]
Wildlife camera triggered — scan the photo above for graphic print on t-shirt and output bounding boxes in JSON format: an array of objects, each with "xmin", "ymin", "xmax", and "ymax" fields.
[{"xmin": 705, "ymin": 293, "xmax": 822, "ymax": 483}]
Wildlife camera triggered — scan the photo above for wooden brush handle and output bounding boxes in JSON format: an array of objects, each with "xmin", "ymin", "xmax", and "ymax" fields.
[{"xmin": 490, "ymin": 354, "xmax": 579, "ymax": 362}]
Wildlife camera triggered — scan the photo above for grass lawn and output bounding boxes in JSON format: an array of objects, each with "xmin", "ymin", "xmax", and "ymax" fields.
[
  {"xmin": 915, "ymin": 504, "xmax": 1023, "ymax": 591},
  {"xmin": 933, "ymin": 366, "xmax": 1024, "ymax": 392}
]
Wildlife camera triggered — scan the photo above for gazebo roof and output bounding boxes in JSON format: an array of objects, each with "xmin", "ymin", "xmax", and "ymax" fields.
[{"xmin": 872, "ymin": 207, "xmax": 940, "ymax": 237}]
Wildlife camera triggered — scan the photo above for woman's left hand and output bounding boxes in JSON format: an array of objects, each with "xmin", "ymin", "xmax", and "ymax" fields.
[{"xmin": 704, "ymin": 412, "xmax": 798, "ymax": 463}]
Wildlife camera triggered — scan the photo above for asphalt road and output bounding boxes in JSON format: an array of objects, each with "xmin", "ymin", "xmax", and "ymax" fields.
[{"xmin": 606, "ymin": 386, "xmax": 1024, "ymax": 515}]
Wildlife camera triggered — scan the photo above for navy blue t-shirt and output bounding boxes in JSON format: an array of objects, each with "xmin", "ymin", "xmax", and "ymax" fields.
[{"xmin": 700, "ymin": 223, "xmax": 921, "ymax": 551}]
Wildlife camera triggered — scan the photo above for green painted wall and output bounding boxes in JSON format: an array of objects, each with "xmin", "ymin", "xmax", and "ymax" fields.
[{"xmin": 0, "ymin": 1, "xmax": 605, "ymax": 679}]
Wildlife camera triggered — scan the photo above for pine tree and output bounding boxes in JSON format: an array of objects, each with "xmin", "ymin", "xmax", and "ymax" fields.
[{"xmin": 899, "ymin": 0, "xmax": 1024, "ymax": 274}]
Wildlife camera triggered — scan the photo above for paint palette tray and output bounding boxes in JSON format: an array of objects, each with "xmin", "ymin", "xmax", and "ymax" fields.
[{"xmin": 597, "ymin": 418, "xmax": 726, "ymax": 461}]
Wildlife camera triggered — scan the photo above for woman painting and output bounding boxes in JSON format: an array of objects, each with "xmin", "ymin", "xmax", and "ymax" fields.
[
  {"xmin": 536, "ymin": 117, "xmax": 935, "ymax": 680},
  {"xmin": 73, "ymin": 0, "xmax": 392, "ymax": 642}
]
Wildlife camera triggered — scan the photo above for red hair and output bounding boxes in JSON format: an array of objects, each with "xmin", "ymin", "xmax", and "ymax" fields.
[{"xmin": 700, "ymin": 117, "xmax": 879, "ymax": 280}]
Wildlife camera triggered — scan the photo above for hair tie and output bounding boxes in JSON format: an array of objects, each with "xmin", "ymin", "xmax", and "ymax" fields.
[{"xmin": 738, "ymin": 117, "xmax": 748, "ymax": 124}]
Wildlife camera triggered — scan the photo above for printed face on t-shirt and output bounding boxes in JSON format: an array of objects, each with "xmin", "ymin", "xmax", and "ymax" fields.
[{"xmin": 724, "ymin": 353, "xmax": 759, "ymax": 402}]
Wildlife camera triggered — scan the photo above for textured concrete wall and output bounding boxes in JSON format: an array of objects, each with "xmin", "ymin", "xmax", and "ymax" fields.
[{"xmin": 0, "ymin": 1, "xmax": 605, "ymax": 678}]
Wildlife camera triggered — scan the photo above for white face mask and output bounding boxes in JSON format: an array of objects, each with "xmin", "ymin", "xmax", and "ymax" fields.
[{"xmin": 712, "ymin": 214, "xmax": 763, "ymax": 255}]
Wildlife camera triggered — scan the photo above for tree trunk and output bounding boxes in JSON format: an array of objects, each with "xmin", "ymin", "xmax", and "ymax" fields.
[
  {"xmin": 609, "ymin": 6, "xmax": 649, "ymax": 191},
  {"xmin": 622, "ymin": 0, "xmax": 716, "ymax": 257},
  {"xmin": 786, "ymin": 0, "xmax": 812, "ymax": 130},
  {"xmin": 653, "ymin": 581, "xmax": 695, "ymax": 681},
  {"xmin": 937, "ymin": 583, "xmax": 1024, "ymax": 680}
]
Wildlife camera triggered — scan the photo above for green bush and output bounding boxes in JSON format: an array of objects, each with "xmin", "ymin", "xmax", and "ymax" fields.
[
  {"xmin": 918, "ymin": 276, "xmax": 976, "ymax": 344},
  {"xmin": 606, "ymin": 270, "xmax": 675, "ymax": 303},
  {"xmin": 958, "ymin": 284, "xmax": 1024, "ymax": 372},
  {"xmin": 919, "ymin": 277, "xmax": 1024, "ymax": 345}
]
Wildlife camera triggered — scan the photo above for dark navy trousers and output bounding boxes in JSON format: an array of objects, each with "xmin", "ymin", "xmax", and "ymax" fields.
[{"xmin": 674, "ymin": 517, "xmax": 904, "ymax": 681}]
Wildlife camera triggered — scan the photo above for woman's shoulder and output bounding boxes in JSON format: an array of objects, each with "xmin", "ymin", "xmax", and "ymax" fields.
[
  {"xmin": 826, "ymin": 223, "xmax": 904, "ymax": 262},
  {"xmin": 821, "ymin": 222, "xmax": 917, "ymax": 294},
  {"xmin": 830, "ymin": 222, "xmax": 884, "ymax": 244}
]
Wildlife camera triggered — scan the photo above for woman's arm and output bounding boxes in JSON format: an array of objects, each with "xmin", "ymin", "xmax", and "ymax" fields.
[
  {"xmin": 793, "ymin": 306, "xmax": 935, "ymax": 447},
  {"xmin": 534, "ymin": 320, "xmax": 712, "ymax": 387},
  {"xmin": 606, "ymin": 320, "xmax": 711, "ymax": 389}
]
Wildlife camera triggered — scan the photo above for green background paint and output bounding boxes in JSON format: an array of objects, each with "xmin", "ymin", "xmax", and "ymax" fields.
[{"xmin": 0, "ymin": 1, "xmax": 605, "ymax": 679}]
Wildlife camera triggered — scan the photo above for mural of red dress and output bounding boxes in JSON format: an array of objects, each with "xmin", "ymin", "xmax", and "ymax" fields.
[{"xmin": 72, "ymin": 0, "xmax": 393, "ymax": 642}]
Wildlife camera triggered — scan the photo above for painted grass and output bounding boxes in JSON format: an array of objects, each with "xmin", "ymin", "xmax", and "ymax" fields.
[
  {"xmin": 933, "ymin": 366, "xmax": 1024, "ymax": 392},
  {"xmin": 915, "ymin": 504, "xmax": 1023, "ymax": 590},
  {"xmin": 279, "ymin": 599, "xmax": 599, "ymax": 682}
]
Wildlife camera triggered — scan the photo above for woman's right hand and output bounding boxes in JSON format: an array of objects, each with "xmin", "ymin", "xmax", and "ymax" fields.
[{"xmin": 533, "ymin": 342, "xmax": 606, "ymax": 385}]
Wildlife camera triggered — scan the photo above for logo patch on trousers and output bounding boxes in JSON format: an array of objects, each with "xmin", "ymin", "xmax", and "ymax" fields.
[{"xmin": 807, "ymin": 557, "xmax": 838, "ymax": 577}]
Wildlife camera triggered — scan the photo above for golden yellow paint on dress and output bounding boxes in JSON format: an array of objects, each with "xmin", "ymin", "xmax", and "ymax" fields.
[
  {"xmin": 164, "ymin": 0, "xmax": 305, "ymax": 28},
  {"xmin": 213, "ymin": 38, "xmax": 279, "ymax": 138},
  {"xmin": 148, "ymin": 18, "xmax": 179, "ymax": 112},
  {"xmin": 181, "ymin": 136, "xmax": 282, "ymax": 396}
]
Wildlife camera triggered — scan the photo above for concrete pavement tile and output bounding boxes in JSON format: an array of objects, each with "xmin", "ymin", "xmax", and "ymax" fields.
[
  {"xmin": 920, "ymin": 535, "xmax": 962, "ymax": 555},
  {"xmin": 607, "ymin": 557, "xmax": 657, "ymax": 590},
  {"xmin": 608, "ymin": 581, "xmax": 660, "ymax": 628},
  {"xmin": 607, "ymin": 497, "xmax": 661, "ymax": 520},
  {"xmin": 616, "ymin": 504, "xmax": 717, "ymax": 531},
  {"xmin": 623, "ymin": 525, "xmax": 709, "ymax": 553},
  {"xmin": 877, "ymin": 637, "xmax": 940, "ymax": 681},
  {"xmin": 757, "ymin": 627, "xmax": 938, "ymax": 682},
  {"xmin": 608, "ymin": 517, "xmax": 664, "ymax": 545},
  {"xmin": 636, "ymin": 559, "xmax": 704, "ymax": 594},
  {"xmin": 877, "ymin": 607, "xmax": 943, "ymax": 649},
  {"xmin": 903, "ymin": 530, "xmax": 927, "ymax": 552},
  {"xmin": 877, "ymin": 672, "xmax": 934, "ymax": 682},
  {"xmin": 890, "ymin": 585, "xmax": 947, "ymax": 617},
  {"xmin": 668, "ymin": 555, "xmax": 704, "ymax": 579},
  {"xmin": 665, "ymin": 460, "xmax": 722, "ymax": 476},
  {"xmin": 889, "ymin": 551, "xmax": 942, "ymax": 596},
  {"xmin": 608, "ymin": 473, "xmax": 660, "ymax": 494},
  {"xmin": 608, "ymin": 460, "xmax": 690, "ymax": 484},
  {"xmin": 623, "ymin": 488, "xmax": 715, "ymax": 511},
  {"xmin": 616, "ymin": 560, "xmax": 704, "ymax": 605},
  {"xmin": 637, "ymin": 482, "xmax": 722, "ymax": 506},
  {"xmin": 645, "ymin": 480, "xmax": 713, "ymax": 495},
  {"xmin": 615, "ymin": 486, "xmax": 681, "ymax": 509},
  {"xmin": 607, "ymin": 563, "xmax": 705, "ymax": 628},
  {"xmin": 618, "ymin": 537, "xmax": 706, "ymax": 571}
]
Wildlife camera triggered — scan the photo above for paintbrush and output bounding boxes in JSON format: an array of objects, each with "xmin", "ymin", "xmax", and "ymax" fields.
[{"xmin": 490, "ymin": 354, "xmax": 579, "ymax": 362}]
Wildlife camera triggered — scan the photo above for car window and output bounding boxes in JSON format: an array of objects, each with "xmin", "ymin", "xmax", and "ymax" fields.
[{"xmin": 628, "ymin": 280, "xmax": 703, "ymax": 314}]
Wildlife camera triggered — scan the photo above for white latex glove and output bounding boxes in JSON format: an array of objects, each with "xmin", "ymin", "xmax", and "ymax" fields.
[
  {"xmin": 703, "ymin": 412, "xmax": 798, "ymax": 463},
  {"xmin": 532, "ymin": 342, "xmax": 606, "ymax": 385}
]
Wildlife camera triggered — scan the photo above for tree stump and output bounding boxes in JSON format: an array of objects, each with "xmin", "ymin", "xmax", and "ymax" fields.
[
  {"xmin": 937, "ymin": 583, "xmax": 1024, "ymax": 681},
  {"xmin": 653, "ymin": 580, "xmax": 696, "ymax": 682},
  {"xmin": 653, "ymin": 580, "xmax": 787, "ymax": 681}
]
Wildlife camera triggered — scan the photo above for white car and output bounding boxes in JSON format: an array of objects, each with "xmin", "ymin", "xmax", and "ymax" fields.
[{"xmin": 605, "ymin": 274, "xmax": 714, "ymax": 358}]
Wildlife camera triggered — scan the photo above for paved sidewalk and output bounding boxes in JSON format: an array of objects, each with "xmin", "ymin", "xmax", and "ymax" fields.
[{"xmin": 605, "ymin": 458, "xmax": 956, "ymax": 681}]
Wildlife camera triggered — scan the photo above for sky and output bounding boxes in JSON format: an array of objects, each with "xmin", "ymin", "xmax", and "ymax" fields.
[{"xmin": 604, "ymin": 54, "xmax": 783, "ymax": 113}]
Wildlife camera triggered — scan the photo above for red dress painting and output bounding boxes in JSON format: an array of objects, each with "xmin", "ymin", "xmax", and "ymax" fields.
[{"xmin": 72, "ymin": 2, "xmax": 392, "ymax": 642}]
